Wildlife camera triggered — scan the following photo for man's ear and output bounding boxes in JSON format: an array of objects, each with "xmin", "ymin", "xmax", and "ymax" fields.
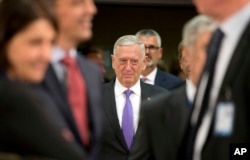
[
  {"xmin": 182, "ymin": 46, "xmax": 190, "ymax": 60},
  {"xmin": 111, "ymin": 54, "xmax": 115, "ymax": 69},
  {"xmin": 158, "ymin": 47, "xmax": 163, "ymax": 59}
]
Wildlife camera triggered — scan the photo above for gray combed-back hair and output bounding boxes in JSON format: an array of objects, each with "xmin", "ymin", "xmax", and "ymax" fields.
[
  {"xmin": 113, "ymin": 35, "xmax": 145, "ymax": 57},
  {"xmin": 135, "ymin": 29, "xmax": 162, "ymax": 47},
  {"xmin": 182, "ymin": 15, "xmax": 217, "ymax": 51}
]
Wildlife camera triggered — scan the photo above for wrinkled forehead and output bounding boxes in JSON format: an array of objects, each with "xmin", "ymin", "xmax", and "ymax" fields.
[{"xmin": 115, "ymin": 44, "xmax": 144, "ymax": 58}]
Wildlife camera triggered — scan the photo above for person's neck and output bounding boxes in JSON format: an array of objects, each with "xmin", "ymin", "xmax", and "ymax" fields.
[
  {"xmin": 56, "ymin": 34, "xmax": 77, "ymax": 52},
  {"xmin": 141, "ymin": 66, "xmax": 156, "ymax": 77}
]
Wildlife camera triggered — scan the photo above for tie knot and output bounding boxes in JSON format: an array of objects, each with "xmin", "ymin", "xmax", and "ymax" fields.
[
  {"xmin": 141, "ymin": 77, "xmax": 147, "ymax": 82},
  {"xmin": 61, "ymin": 55, "xmax": 76, "ymax": 67},
  {"xmin": 213, "ymin": 28, "xmax": 224, "ymax": 42},
  {"xmin": 124, "ymin": 89, "xmax": 132, "ymax": 97},
  {"xmin": 207, "ymin": 28, "xmax": 224, "ymax": 55}
]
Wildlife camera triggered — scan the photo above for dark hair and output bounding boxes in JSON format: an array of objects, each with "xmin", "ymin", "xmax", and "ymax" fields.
[{"xmin": 0, "ymin": 0, "xmax": 58, "ymax": 71}]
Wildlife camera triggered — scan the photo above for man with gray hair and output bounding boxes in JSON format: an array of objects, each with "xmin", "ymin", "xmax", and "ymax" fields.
[
  {"xmin": 136, "ymin": 29, "xmax": 182, "ymax": 90},
  {"xmin": 181, "ymin": 15, "xmax": 217, "ymax": 105},
  {"xmin": 129, "ymin": 15, "xmax": 216, "ymax": 160},
  {"xmin": 101, "ymin": 35, "xmax": 167, "ymax": 160}
]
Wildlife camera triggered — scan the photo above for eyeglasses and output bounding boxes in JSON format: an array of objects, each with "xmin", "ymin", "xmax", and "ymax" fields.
[{"xmin": 145, "ymin": 45, "xmax": 160, "ymax": 52}]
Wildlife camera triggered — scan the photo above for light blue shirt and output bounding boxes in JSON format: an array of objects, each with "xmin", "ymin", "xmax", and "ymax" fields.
[{"xmin": 51, "ymin": 46, "xmax": 77, "ymax": 83}]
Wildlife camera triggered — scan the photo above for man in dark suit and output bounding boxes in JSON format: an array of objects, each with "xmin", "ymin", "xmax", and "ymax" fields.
[
  {"xmin": 129, "ymin": 15, "xmax": 216, "ymax": 160},
  {"xmin": 101, "ymin": 35, "xmax": 167, "ymax": 160},
  {"xmin": 180, "ymin": 0, "xmax": 250, "ymax": 160},
  {"xmin": 38, "ymin": 0, "xmax": 103, "ymax": 159},
  {"xmin": 135, "ymin": 29, "xmax": 183, "ymax": 90},
  {"xmin": 0, "ymin": 79, "xmax": 85, "ymax": 160}
]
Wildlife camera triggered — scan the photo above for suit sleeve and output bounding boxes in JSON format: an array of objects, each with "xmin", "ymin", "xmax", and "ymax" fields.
[{"xmin": 0, "ymin": 82, "xmax": 86, "ymax": 160}]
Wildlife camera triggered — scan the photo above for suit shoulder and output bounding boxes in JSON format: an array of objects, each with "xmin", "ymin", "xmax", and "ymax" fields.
[
  {"xmin": 0, "ymin": 80, "xmax": 42, "ymax": 111},
  {"xmin": 142, "ymin": 91, "xmax": 170, "ymax": 115},
  {"xmin": 142, "ymin": 82, "xmax": 169, "ymax": 93},
  {"xmin": 161, "ymin": 71, "xmax": 182, "ymax": 83},
  {"xmin": 77, "ymin": 54, "xmax": 100, "ymax": 71},
  {"xmin": 102, "ymin": 81, "xmax": 115, "ymax": 93},
  {"xmin": 156, "ymin": 69, "xmax": 184, "ymax": 89},
  {"xmin": 142, "ymin": 85, "xmax": 185, "ymax": 114}
]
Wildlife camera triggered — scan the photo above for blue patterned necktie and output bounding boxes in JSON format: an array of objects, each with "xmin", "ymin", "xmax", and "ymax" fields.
[{"xmin": 122, "ymin": 89, "xmax": 134, "ymax": 149}]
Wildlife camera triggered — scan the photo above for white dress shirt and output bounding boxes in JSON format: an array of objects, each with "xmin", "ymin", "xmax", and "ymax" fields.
[
  {"xmin": 51, "ymin": 46, "xmax": 77, "ymax": 83},
  {"xmin": 114, "ymin": 78, "xmax": 141, "ymax": 132},
  {"xmin": 140, "ymin": 67, "xmax": 157, "ymax": 85},
  {"xmin": 193, "ymin": 3, "xmax": 250, "ymax": 160}
]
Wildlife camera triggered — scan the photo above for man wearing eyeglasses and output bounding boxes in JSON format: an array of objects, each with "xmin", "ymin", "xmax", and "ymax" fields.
[{"xmin": 136, "ymin": 29, "xmax": 183, "ymax": 90}]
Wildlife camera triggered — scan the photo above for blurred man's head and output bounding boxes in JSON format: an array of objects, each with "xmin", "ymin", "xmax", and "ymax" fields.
[
  {"xmin": 182, "ymin": 15, "xmax": 216, "ymax": 86},
  {"xmin": 135, "ymin": 29, "xmax": 162, "ymax": 70},
  {"xmin": 112, "ymin": 35, "xmax": 146, "ymax": 88},
  {"xmin": 54, "ymin": 0, "xmax": 97, "ymax": 50},
  {"xmin": 193, "ymin": 0, "xmax": 249, "ymax": 22},
  {"xmin": 178, "ymin": 42, "xmax": 190, "ymax": 79}
]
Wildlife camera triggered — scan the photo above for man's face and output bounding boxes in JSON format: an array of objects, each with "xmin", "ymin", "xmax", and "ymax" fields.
[
  {"xmin": 137, "ymin": 35, "xmax": 162, "ymax": 68},
  {"xmin": 112, "ymin": 44, "xmax": 146, "ymax": 88},
  {"xmin": 55, "ymin": 0, "xmax": 97, "ymax": 43},
  {"xmin": 190, "ymin": 31, "xmax": 212, "ymax": 86}
]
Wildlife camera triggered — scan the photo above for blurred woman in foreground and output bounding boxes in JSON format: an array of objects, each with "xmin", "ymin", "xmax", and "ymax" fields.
[{"xmin": 0, "ymin": 0, "xmax": 84, "ymax": 159}]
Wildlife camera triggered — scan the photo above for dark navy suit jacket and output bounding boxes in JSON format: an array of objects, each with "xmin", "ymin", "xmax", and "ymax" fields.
[
  {"xmin": 38, "ymin": 54, "xmax": 103, "ymax": 160},
  {"xmin": 155, "ymin": 69, "xmax": 183, "ymax": 90},
  {"xmin": 101, "ymin": 80, "xmax": 168, "ymax": 160}
]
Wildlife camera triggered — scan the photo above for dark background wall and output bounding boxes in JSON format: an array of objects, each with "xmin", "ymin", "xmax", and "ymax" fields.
[{"xmin": 83, "ymin": 2, "xmax": 197, "ymax": 76}]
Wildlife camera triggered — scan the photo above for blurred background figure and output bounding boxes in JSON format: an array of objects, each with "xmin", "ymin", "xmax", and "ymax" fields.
[
  {"xmin": 0, "ymin": 0, "xmax": 85, "ymax": 159},
  {"xmin": 129, "ymin": 15, "xmax": 216, "ymax": 160},
  {"xmin": 183, "ymin": 0, "xmax": 250, "ymax": 160},
  {"xmin": 101, "ymin": 35, "xmax": 167, "ymax": 160},
  {"xmin": 177, "ymin": 42, "xmax": 190, "ymax": 80},
  {"xmin": 135, "ymin": 29, "xmax": 183, "ymax": 90},
  {"xmin": 84, "ymin": 46, "xmax": 110, "ymax": 82},
  {"xmin": 181, "ymin": 15, "xmax": 216, "ymax": 105},
  {"xmin": 37, "ymin": 0, "xmax": 103, "ymax": 159}
]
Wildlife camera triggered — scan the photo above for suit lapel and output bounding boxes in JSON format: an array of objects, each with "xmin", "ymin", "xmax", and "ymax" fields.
[
  {"xmin": 220, "ymin": 21, "xmax": 250, "ymax": 94},
  {"xmin": 155, "ymin": 69, "xmax": 164, "ymax": 86},
  {"xmin": 204, "ymin": 21, "xmax": 250, "ymax": 148},
  {"xmin": 43, "ymin": 65, "xmax": 70, "ymax": 114},
  {"xmin": 103, "ymin": 81, "xmax": 128, "ymax": 151},
  {"xmin": 76, "ymin": 55, "xmax": 100, "ymax": 139},
  {"xmin": 42, "ymin": 65, "xmax": 83, "ymax": 143},
  {"xmin": 140, "ymin": 81, "xmax": 154, "ymax": 102},
  {"xmin": 133, "ymin": 82, "xmax": 154, "ymax": 140}
]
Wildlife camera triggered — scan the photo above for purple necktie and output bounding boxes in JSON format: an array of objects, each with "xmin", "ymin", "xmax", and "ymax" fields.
[{"xmin": 122, "ymin": 89, "xmax": 134, "ymax": 149}]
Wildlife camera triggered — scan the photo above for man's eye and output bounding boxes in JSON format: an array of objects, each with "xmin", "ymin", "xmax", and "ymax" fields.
[
  {"xmin": 119, "ymin": 59, "xmax": 127, "ymax": 64},
  {"xmin": 131, "ymin": 60, "xmax": 138, "ymax": 64}
]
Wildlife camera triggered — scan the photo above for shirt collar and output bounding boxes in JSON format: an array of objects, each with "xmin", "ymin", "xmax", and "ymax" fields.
[
  {"xmin": 186, "ymin": 79, "xmax": 196, "ymax": 103},
  {"xmin": 140, "ymin": 67, "xmax": 157, "ymax": 82},
  {"xmin": 114, "ymin": 78, "xmax": 141, "ymax": 97},
  {"xmin": 220, "ymin": 2, "xmax": 250, "ymax": 40},
  {"xmin": 51, "ymin": 46, "xmax": 78, "ymax": 63}
]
